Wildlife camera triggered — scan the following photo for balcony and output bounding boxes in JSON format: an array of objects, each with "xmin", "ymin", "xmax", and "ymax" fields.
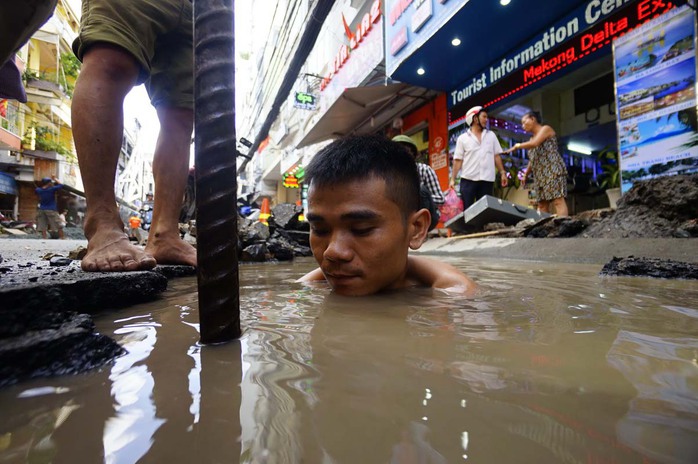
[{"xmin": 23, "ymin": 69, "xmax": 71, "ymax": 106}]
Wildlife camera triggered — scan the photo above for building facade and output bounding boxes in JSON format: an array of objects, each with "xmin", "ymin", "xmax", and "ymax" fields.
[{"xmin": 0, "ymin": 0, "xmax": 83, "ymax": 223}]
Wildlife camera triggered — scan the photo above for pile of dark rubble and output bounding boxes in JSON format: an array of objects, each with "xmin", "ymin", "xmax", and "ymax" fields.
[
  {"xmin": 237, "ymin": 203, "xmax": 312, "ymax": 262},
  {"xmin": 583, "ymin": 173, "xmax": 698, "ymax": 238},
  {"xmin": 480, "ymin": 174, "xmax": 698, "ymax": 239}
]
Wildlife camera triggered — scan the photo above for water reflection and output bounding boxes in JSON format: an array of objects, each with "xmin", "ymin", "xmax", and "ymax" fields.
[
  {"xmin": 1, "ymin": 259, "xmax": 697, "ymax": 464},
  {"xmin": 608, "ymin": 329, "xmax": 698, "ymax": 463},
  {"xmin": 102, "ymin": 285, "xmax": 242, "ymax": 463}
]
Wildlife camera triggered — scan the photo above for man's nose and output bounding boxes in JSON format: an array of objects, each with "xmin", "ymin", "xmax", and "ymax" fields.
[{"xmin": 323, "ymin": 232, "xmax": 353, "ymax": 262}]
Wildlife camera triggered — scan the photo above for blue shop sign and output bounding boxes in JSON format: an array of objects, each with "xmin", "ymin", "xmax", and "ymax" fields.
[
  {"xmin": 386, "ymin": 0, "xmax": 465, "ymax": 77},
  {"xmin": 0, "ymin": 172, "xmax": 18, "ymax": 195},
  {"xmin": 448, "ymin": 0, "xmax": 675, "ymax": 120}
]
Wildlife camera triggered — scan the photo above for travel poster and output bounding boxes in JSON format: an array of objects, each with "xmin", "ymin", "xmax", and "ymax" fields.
[{"xmin": 613, "ymin": 6, "xmax": 698, "ymax": 193}]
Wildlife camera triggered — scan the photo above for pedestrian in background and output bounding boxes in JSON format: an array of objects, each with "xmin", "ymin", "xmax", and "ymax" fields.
[
  {"xmin": 503, "ymin": 111, "xmax": 568, "ymax": 216},
  {"xmin": 35, "ymin": 175, "xmax": 64, "ymax": 239},
  {"xmin": 450, "ymin": 106, "xmax": 508, "ymax": 209},
  {"xmin": 128, "ymin": 213, "xmax": 142, "ymax": 241},
  {"xmin": 392, "ymin": 134, "xmax": 445, "ymax": 230}
]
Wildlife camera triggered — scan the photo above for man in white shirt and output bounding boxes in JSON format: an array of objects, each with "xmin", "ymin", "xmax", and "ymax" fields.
[{"xmin": 450, "ymin": 106, "xmax": 508, "ymax": 209}]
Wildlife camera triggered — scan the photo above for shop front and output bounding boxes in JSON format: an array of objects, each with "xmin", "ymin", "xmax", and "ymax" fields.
[
  {"xmin": 297, "ymin": 0, "xmax": 438, "ymax": 151},
  {"xmin": 386, "ymin": 0, "xmax": 694, "ymax": 212}
]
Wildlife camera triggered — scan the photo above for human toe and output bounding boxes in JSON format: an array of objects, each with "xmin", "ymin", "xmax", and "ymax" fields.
[{"xmin": 138, "ymin": 256, "xmax": 157, "ymax": 270}]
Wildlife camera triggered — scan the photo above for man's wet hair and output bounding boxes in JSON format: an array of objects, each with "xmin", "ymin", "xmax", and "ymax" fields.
[{"xmin": 305, "ymin": 134, "xmax": 420, "ymax": 217}]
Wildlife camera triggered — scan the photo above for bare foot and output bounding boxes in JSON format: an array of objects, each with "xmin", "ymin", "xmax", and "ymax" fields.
[
  {"xmin": 82, "ymin": 228, "xmax": 157, "ymax": 272},
  {"xmin": 145, "ymin": 232, "xmax": 197, "ymax": 267}
]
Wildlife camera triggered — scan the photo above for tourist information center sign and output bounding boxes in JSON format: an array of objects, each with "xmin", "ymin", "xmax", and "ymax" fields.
[{"xmin": 613, "ymin": 6, "xmax": 698, "ymax": 192}]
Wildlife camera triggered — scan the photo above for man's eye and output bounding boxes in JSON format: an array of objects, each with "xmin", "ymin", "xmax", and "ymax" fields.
[
  {"xmin": 310, "ymin": 226, "xmax": 329, "ymax": 236},
  {"xmin": 352, "ymin": 227, "xmax": 374, "ymax": 236}
]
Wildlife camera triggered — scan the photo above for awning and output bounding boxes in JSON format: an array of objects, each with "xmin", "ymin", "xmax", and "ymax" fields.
[
  {"xmin": 0, "ymin": 172, "xmax": 18, "ymax": 195},
  {"xmin": 297, "ymin": 83, "xmax": 436, "ymax": 149}
]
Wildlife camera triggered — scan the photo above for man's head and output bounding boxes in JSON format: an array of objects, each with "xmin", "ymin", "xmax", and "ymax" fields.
[
  {"xmin": 304, "ymin": 135, "xmax": 430, "ymax": 296},
  {"xmin": 391, "ymin": 134, "xmax": 419, "ymax": 159},
  {"xmin": 465, "ymin": 106, "xmax": 488, "ymax": 129},
  {"xmin": 40, "ymin": 177, "xmax": 52, "ymax": 187}
]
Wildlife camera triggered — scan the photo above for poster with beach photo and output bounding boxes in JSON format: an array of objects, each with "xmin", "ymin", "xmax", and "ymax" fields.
[{"xmin": 613, "ymin": 6, "xmax": 698, "ymax": 193}]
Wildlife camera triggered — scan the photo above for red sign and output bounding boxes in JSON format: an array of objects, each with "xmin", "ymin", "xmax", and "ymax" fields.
[
  {"xmin": 449, "ymin": 0, "xmax": 676, "ymax": 124},
  {"xmin": 321, "ymin": 0, "xmax": 381, "ymax": 91},
  {"xmin": 389, "ymin": 0, "xmax": 413, "ymax": 26}
]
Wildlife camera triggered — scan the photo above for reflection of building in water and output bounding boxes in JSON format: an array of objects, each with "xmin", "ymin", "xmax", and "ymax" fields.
[
  {"xmin": 238, "ymin": 289, "xmax": 322, "ymax": 462},
  {"xmin": 607, "ymin": 330, "xmax": 698, "ymax": 463}
]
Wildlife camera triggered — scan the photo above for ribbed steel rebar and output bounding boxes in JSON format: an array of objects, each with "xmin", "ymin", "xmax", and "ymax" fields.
[{"xmin": 194, "ymin": 0, "xmax": 240, "ymax": 343}]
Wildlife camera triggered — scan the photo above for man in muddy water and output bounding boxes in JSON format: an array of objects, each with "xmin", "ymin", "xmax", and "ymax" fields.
[
  {"xmin": 299, "ymin": 135, "xmax": 476, "ymax": 297},
  {"xmin": 71, "ymin": 0, "xmax": 195, "ymax": 271}
]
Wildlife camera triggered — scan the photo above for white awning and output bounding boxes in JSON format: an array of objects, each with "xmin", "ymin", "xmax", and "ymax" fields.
[{"xmin": 297, "ymin": 83, "xmax": 435, "ymax": 148}]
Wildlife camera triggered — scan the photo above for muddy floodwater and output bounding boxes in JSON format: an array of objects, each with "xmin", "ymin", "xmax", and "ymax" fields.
[{"xmin": 1, "ymin": 256, "xmax": 697, "ymax": 463}]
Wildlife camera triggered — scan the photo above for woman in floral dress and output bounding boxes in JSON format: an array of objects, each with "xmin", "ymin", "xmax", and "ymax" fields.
[{"xmin": 504, "ymin": 111, "xmax": 568, "ymax": 216}]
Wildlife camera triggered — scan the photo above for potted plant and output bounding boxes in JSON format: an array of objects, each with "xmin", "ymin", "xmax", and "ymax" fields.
[{"xmin": 596, "ymin": 147, "xmax": 621, "ymax": 208}]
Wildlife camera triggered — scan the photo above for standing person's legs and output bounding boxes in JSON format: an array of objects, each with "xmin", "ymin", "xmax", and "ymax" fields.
[
  {"xmin": 459, "ymin": 179, "xmax": 478, "ymax": 209},
  {"xmin": 538, "ymin": 199, "xmax": 550, "ymax": 213},
  {"xmin": 474, "ymin": 181, "xmax": 494, "ymax": 201},
  {"xmin": 72, "ymin": 44, "xmax": 156, "ymax": 271},
  {"xmin": 36, "ymin": 209, "xmax": 48, "ymax": 239},
  {"xmin": 45, "ymin": 209, "xmax": 63, "ymax": 239},
  {"xmin": 551, "ymin": 197, "xmax": 568, "ymax": 216},
  {"xmin": 144, "ymin": 106, "xmax": 196, "ymax": 266}
]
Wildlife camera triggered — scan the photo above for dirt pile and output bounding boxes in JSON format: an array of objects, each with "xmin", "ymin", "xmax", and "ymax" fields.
[
  {"xmin": 600, "ymin": 256, "xmax": 698, "ymax": 279},
  {"xmin": 584, "ymin": 174, "xmax": 698, "ymax": 238}
]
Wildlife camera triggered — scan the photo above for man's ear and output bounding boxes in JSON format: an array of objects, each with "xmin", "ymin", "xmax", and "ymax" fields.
[{"xmin": 408, "ymin": 208, "xmax": 430, "ymax": 250}]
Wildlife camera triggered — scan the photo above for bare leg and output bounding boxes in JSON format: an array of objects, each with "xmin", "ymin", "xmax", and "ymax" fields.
[
  {"xmin": 552, "ymin": 197, "xmax": 569, "ymax": 217},
  {"xmin": 72, "ymin": 44, "xmax": 156, "ymax": 272},
  {"xmin": 144, "ymin": 106, "xmax": 196, "ymax": 267},
  {"xmin": 58, "ymin": 228, "xmax": 64, "ymax": 239},
  {"xmin": 538, "ymin": 200, "xmax": 550, "ymax": 213}
]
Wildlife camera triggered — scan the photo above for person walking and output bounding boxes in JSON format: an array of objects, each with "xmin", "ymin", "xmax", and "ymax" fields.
[
  {"xmin": 35, "ymin": 175, "xmax": 64, "ymax": 239},
  {"xmin": 128, "ymin": 213, "xmax": 142, "ymax": 241},
  {"xmin": 392, "ymin": 134, "xmax": 444, "ymax": 230},
  {"xmin": 71, "ymin": 0, "xmax": 195, "ymax": 271},
  {"xmin": 503, "ymin": 111, "xmax": 568, "ymax": 216},
  {"xmin": 450, "ymin": 106, "xmax": 508, "ymax": 209}
]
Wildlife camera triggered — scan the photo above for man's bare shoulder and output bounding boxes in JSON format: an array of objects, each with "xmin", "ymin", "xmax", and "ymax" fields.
[
  {"xmin": 407, "ymin": 255, "xmax": 477, "ymax": 295},
  {"xmin": 298, "ymin": 267, "xmax": 325, "ymax": 282}
]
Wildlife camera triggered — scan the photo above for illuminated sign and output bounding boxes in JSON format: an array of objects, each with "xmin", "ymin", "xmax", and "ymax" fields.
[
  {"xmin": 321, "ymin": 0, "xmax": 381, "ymax": 91},
  {"xmin": 283, "ymin": 165, "xmax": 305, "ymax": 188},
  {"xmin": 449, "ymin": 0, "xmax": 676, "ymax": 125},
  {"xmin": 293, "ymin": 91, "xmax": 317, "ymax": 110}
]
